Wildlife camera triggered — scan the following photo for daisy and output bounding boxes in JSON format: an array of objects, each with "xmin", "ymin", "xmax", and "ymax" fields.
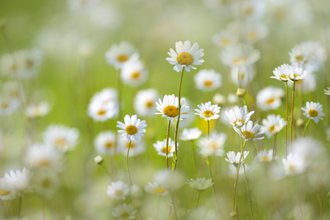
[
  {"xmin": 90, "ymin": 88, "xmax": 118, "ymax": 105},
  {"xmin": 166, "ymin": 40, "xmax": 204, "ymax": 72},
  {"xmin": 144, "ymin": 182, "xmax": 169, "ymax": 196},
  {"xmin": 105, "ymin": 42, "xmax": 137, "ymax": 69},
  {"xmin": 43, "ymin": 124, "xmax": 80, "ymax": 152},
  {"xmin": 33, "ymin": 170, "xmax": 59, "ymax": 199},
  {"xmin": 301, "ymin": 102, "xmax": 325, "ymax": 124},
  {"xmin": 134, "ymin": 89, "xmax": 158, "ymax": 117},
  {"xmin": 106, "ymin": 181, "xmax": 130, "ymax": 200},
  {"xmin": 271, "ymin": 64, "xmax": 292, "ymax": 82},
  {"xmin": 117, "ymin": 115, "xmax": 147, "ymax": 141},
  {"xmin": 25, "ymin": 101, "xmax": 51, "ymax": 118},
  {"xmin": 25, "ymin": 143, "xmax": 63, "ymax": 172},
  {"xmin": 230, "ymin": 65, "xmax": 255, "ymax": 88},
  {"xmin": 2, "ymin": 168, "xmax": 33, "ymax": 196},
  {"xmin": 256, "ymin": 149, "xmax": 276, "ymax": 162},
  {"xmin": 225, "ymin": 151, "xmax": 249, "ymax": 166},
  {"xmin": 88, "ymin": 99, "xmax": 118, "ymax": 122},
  {"xmin": 212, "ymin": 93, "xmax": 226, "ymax": 106},
  {"xmin": 153, "ymin": 138, "xmax": 176, "ymax": 157},
  {"xmin": 117, "ymin": 136, "xmax": 145, "ymax": 157},
  {"xmin": 244, "ymin": 21, "xmax": 268, "ymax": 43},
  {"xmin": 324, "ymin": 87, "xmax": 330, "ymax": 95},
  {"xmin": 94, "ymin": 131, "xmax": 117, "ymax": 155},
  {"xmin": 288, "ymin": 67, "xmax": 309, "ymax": 82},
  {"xmin": 197, "ymin": 132, "xmax": 227, "ymax": 157},
  {"xmin": 0, "ymin": 96, "xmax": 20, "ymax": 116},
  {"xmin": 282, "ymin": 153, "xmax": 307, "ymax": 175},
  {"xmin": 121, "ymin": 58, "xmax": 148, "ymax": 87},
  {"xmin": 291, "ymin": 137, "xmax": 323, "ymax": 163},
  {"xmin": 224, "ymin": 105, "xmax": 254, "ymax": 127},
  {"xmin": 180, "ymin": 128, "xmax": 202, "ymax": 141},
  {"xmin": 257, "ymin": 87, "xmax": 284, "ymax": 111},
  {"xmin": 233, "ymin": 0, "xmax": 266, "ymax": 20},
  {"xmin": 212, "ymin": 29, "xmax": 238, "ymax": 48},
  {"xmin": 0, "ymin": 178, "xmax": 17, "ymax": 201},
  {"xmin": 112, "ymin": 203, "xmax": 137, "ymax": 220},
  {"xmin": 294, "ymin": 72, "xmax": 316, "ymax": 93},
  {"xmin": 234, "ymin": 121, "xmax": 264, "ymax": 141},
  {"xmin": 153, "ymin": 169, "xmax": 185, "ymax": 191},
  {"xmin": 186, "ymin": 177, "xmax": 213, "ymax": 192},
  {"xmin": 220, "ymin": 43, "xmax": 260, "ymax": 67},
  {"xmin": 155, "ymin": 94, "xmax": 189, "ymax": 121},
  {"xmin": 195, "ymin": 102, "xmax": 220, "ymax": 121},
  {"xmin": 194, "ymin": 69, "xmax": 222, "ymax": 91},
  {"xmin": 261, "ymin": 114, "xmax": 287, "ymax": 138},
  {"xmin": 2, "ymin": 81, "xmax": 21, "ymax": 99}
]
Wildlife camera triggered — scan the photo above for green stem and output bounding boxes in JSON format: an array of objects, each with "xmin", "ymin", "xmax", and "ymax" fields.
[
  {"xmin": 207, "ymin": 120, "xmax": 210, "ymax": 138},
  {"xmin": 302, "ymin": 118, "xmax": 311, "ymax": 137},
  {"xmin": 170, "ymin": 192, "xmax": 178, "ymax": 220},
  {"xmin": 126, "ymin": 141, "xmax": 132, "ymax": 186},
  {"xmin": 290, "ymin": 82, "xmax": 296, "ymax": 144},
  {"xmin": 165, "ymin": 120, "xmax": 171, "ymax": 170},
  {"xmin": 101, "ymin": 164, "xmax": 113, "ymax": 179},
  {"xmin": 207, "ymin": 156, "xmax": 222, "ymax": 216},
  {"xmin": 17, "ymin": 196, "xmax": 22, "ymax": 220},
  {"xmin": 272, "ymin": 134, "xmax": 277, "ymax": 159},
  {"xmin": 173, "ymin": 68, "xmax": 185, "ymax": 171},
  {"xmin": 190, "ymin": 141, "xmax": 197, "ymax": 174},
  {"xmin": 195, "ymin": 192, "xmax": 200, "ymax": 208},
  {"xmin": 285, "ymin": 82, "xmax": 289, "ymax": 158},
  {"xmin": 243, "ymin": 163, "xmax": 254, "ymax": 220}
]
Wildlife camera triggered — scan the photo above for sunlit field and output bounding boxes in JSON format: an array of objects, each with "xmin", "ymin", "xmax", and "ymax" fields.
[{"xmin": 1, "ymin": 0, "xmax": 330, "ymax": 219}]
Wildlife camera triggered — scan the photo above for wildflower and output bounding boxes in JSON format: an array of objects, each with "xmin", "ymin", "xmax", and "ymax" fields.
[
  {"xmin": 224, "ymin": 105, "xmax": 254, "ymax": 127},
  {"xmin": 121, "ymin": 59, "xmax": 148, "ymax": 87},
  {"xmin": 301, "ymin": 102, "xmax": 325, "ymax": 124},
  {"xmin": 144, "ymin": 182, "xmax": 169, "ymax": 196},
  {"xmin": 134, "ymin": 89, "xmax": 158, "ymax": 117},
  {"xmin": 256, "ymin": 149, "xmax": 276, "ymax": 162},
  {"xmin": 195, "ymin": 102, "xmax": 220, "ymax": 121},
  {"xmin": 155, "ymin": 94, "xmax": 189, "ymax": 121},
  {"xmin": 118, "ymin": 136, "xmax": 145, "ymax": 157},
  {"xmin": 94, "ymin": 155, "xmax": 103, "ymax": 165},
  {"xmin": 0, "ymin": 178, "xmax": 17, "ymax": 201},
  {"xmin": 153, "ymin": 138, "xmax": 176, "ymax": 157},
  {"xmin": 117, "ymin": 115, "xmax": 147, "ymax": 142},
  {"xmin": 88, "ymin": 88, "xmax": 118, "ymax": 121},
  {"xmin": 2, "ymin": 168, "xmax": 33, "ymax": 196},
  {"xmin": 234, "ymin": 121, "xmax": 264, "ymax": 141},
  {"xmin": 220, "ymin": 43, "xmax": 260, "ymax": 67},
  {"xmin": 25, "ymin": 101, "xmax": 50, "ymax": 118},
  {"xmin": 105, "ymin": 42, "xmax": 137, "ymax": 69},
  {"xmin": 94, "ymin": 131, "xmax": 117, "ymax": 155},
  {"xmin": 212, "ymin": 29, "xmax": 238, "ymax": 48},
  {"xmin": 197, "ymin": 132, "xmax": 227, "ymax": 157},
  {"xmin": 0, "ymin": 96, "xmax": 20, "ymax": 116},
  {"xmin": 324, "ymin": 87, "xmax": 330, "ymax": 95},
  {"xmin": 261, "ymin": 114, "xmax": 287, "ymax": 138},
  {"xmin": 212, "ymin": 93, "xmax": 226, "ymax": 106},
  {"xmin": 257, "ymin": 87, "xmax": 284, "ymax": 111},
  {"xmin": 194, "ymin": 69, "xmax": 222, "ymax": 91},
  {"xmin": 271, "ymin": 64, "xmax": 292, "ymax": 82},
  {"xmin": 282, "ymin": 153, "xmax": 307, "ymax": 175},
  {"xmin": 33, "ymin": 170, "xmax": 59, "ymax": 198},
  {"xmin": 225, "ymin": 151, "xmax": 249, "ymax": 166},
  {"xmin": 180, "ymin": 128, "xmax": 202, "ymax": 141},
  {"xmin": 230, "ymin": 65, "xmax": 255, "ymax": 88},
  {"xmin": 112, "ymin": 203, "xmax": 137, "ymax": 220},
  {"xmin": 186, "ymin": 177, "xmax": 213, "ymax": 192},
  {"xmin": 288, "ymin": 67, "xmax": 309, "ymax": 82},
  {"xmin": 166, "ymin": 40, "xmax": 204, "ymax": 72},
  {"xmin": 106, "ymin": 181, "xmax": 130, "ymax": 200}
]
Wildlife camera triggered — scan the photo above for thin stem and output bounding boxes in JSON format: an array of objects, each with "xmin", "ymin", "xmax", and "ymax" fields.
[
  {"xmin": 207, "ymin": 120, "xmax": 210, "ymax": 138},
  {"xmin": 207, "ymin": 156, "xmax": 222, "ymax": 216},
  {"xmin": 290, "ymin": 82, "xmax": 296, "ymax": 144},
  {"xmin": 170, "ymin": 192, "xmax": 178, "ymax": 220},
  {"xmin": 285, "ymin": 82, "xmax": 289, "ymax": 158},
  {"xmin": 243, "ymin": 163, "xmax": 254, "ymax": 220},
  {"xmin": 126, "ymin": 141, "xmax": 132, "ymax": 186},
  {"xmin": 101, "ymin": 164, "xmax": 113, "ymax": 179},
  {"xmin": 302, "ymin": 118, "xmax": 311, "ymax": 137},
  {"xmin": 3, "ymin": 201, "xmax": 11, "ymax": 220},
  {"xmin": 17, "ymin": 196, "xmax": 22, "ymax": 220},
  {"xmin": 190, "ymin": 141, "xmax": 196, "ymax": 174},
  {"xmin": 195, "ymin": 192, "xmax": 201, "ymax": 208},
  {"xmin": 173, "ymin": 68, "xmax": 185, "ymax": 171},
  {"xmin": 272, "ymin": 134, "xmax": 277, "ymax": 159},
  {"xmin": 165, "ymin": 120, "xmax": 171, "ymax": 170}
]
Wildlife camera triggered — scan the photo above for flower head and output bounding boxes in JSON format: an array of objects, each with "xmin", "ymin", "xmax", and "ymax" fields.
[
  {"xmin": 257, "ymin": 87, "xmax": 284, "ymax": 111},
  {"xmin": 25, "ymin": 101, "xmax": 50, "ymax": 118},
  {"xmin": 261, "ymin": 114, "xmax": 287, "ymax": 138},
  {"xmin": 155, "ymin": 94, "xmax": 189, "ymax": 121},
  {"xmin": 112, "ymin": 203, "xmax": 137, "ymax": 220},
  {"xmin": 186, "ymin": 177, "xmax": 213, "ymax": 192},
  {"xmin": 105, "ymin": 42, "xmax": 137, "ymax": 69},
  {"xmin": 234, "ymin": 121, "xmax": 264, "ymax": 141},
  {"xmin": 225, "ymin": 151, "xmax": 249, "ymax": 166},
  {"xmin": 144, "ymin": 182, "xmax": 169, "ymax": 196},
  {"xmin": 180, "ymin": 128, "xmax": 202, "ymax": 141},
  {"xmin": 256, "ymin": 149, "xmax": 276, "ymax": 162},
  {"xmin": 153, "ymin": 138, "xmax": 176, "ymax": 157},
  {"xmin": 94, "ymin": 131, "xmax": 117, "ymax": 155},
  {"xmin": 301, "ymin": 101, "xmax": 325, "ymax": 124},
  {"xmin": 117, "ymin": 115, "xmax": 147, "ymax": 142},
  {"xmin": 271, "ymin": 64, "xmax": 292, "ymax": 82},
  {"xmin": 134, "ymin": 89, "xmax": 158, "ymax": 117},
  {"xmin": 106, "ymin": 181, "xmax": 130, "ymax": 200},
  {"xmin": 197, "ymin": 132, "xmax": 227, "ymax": 157},
  {"xmin": 224, "ymin": 105, "xmax": 254, "ymax": 127},
  {"xmin": 194, "ymin": 69, "xmax": 222, "ymax": 91},
  {"xmin": 195, "ymin": 102, "xmax": 220, "ymax": 121}
]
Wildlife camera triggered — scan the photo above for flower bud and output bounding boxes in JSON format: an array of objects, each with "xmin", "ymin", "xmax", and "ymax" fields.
[{"xmin": 94, "ymin": 155, "xmax": 103, "ymax": 165}]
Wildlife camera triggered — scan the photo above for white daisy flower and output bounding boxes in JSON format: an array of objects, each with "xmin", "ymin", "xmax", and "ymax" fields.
[
  {"xmin": 301, "ymin": 101, "xmax": 325, "ymax": 124},
  {"xmin": 117, "ymin": 136, "xmax": 145, "ymax": 157},
  {"xmin": 153, "ymin": 169, "xmax": 185, "ymax": 191},
  {"xmin": 90, "ymin": 87, "xmax": 118, "ymax": 106},
  {"xmin": 88, "ymin": 88, "xmax": 118, "ymax": 121},
  {"xmin": 282, "ymin": 153, "xmax": 307, "ymax": 175},
  {"xmin": 43, "ymin": 124, "xmax": 79, "ymax": 152},
  {"xmin": 224, "ymin": 105, "xmax": 254, "ymax": 127},
  {"xmin": 153, "ymin": 138, "xmax": 176, "ymax": 157},
  {"xmin": 225, "ymin": 151, "xmax": 249, "ymax": 165},
  {"xmin": 234, "ymin": 121, "xmax": 264, "ymax": 141},
  {"xmin": 33, "ymin": 170, "xmax": 59, "ymax": 199},
  {"xmin": 324, "ymin": 87, "xmax": 330, "ymax": 96},
  {"xmin": 195, "ymin": 102, "xmax": 220, "ymax": 121},
  {"xmin": 244, "ymin": 21, "xmax": 268, "ymax": 43},
  {"xmin": 212, "ymin": 93, "xmax": 226, "ymax": 106},
  {"xmin": 134, "ymin": 89, "xmax": 158, "ymax": 117},
  {"xmin": 25, "ymin": 143, "xmax": 63, "ymax": 172},
  {"xmin": 112, "ymin": 203, "xmax": 137, "ymax": 220},
  {"xmin": 271, "ymin": 64, "xmax": 292, "ymax": 82},
  {"xmin": 186, "ymin": 177, "xmax": 213, "ymax": 192},
  {"xmin": 212, "ymin": 29, "xmax": 238, "ymax": 48},
  {"xmin": 155, "ymin": 94, "xmax": 189, "ymax": 121},
  {"xmin": 0, "ymin": 178, "xmax": 17, "ymax": 201},
  {"xmin": 194, "ymin": 69, "xmax": 222, "ymax": 91},
  {"xmin": 295, "ymin": 73, "xmax": 316, "ymax": 93},
  {"xmin": 0, "ymin": 96, "xmax": 20, "ymax": 116},
  {"xmin": 25, "ymin": 101, "xmax": 51, "ymax": 118},
  {"xmin": 256, "ymin": 149, "xmax": 276, "ymax": 162},
  {"xmin": 166, "ymin": 40, "xmax": 204, "ymax": 72},
  {"xmin": 288, "ymin": 67, "xmax": 309, "ymax": 82},
  {"xmin": 233, "ymin": 0, "xmax": 266, "ymax": 20},
  {"xmin": 144, "ymin": 182, "xmax": 169, "ymax": 196},
  {"xmin": 105, "ymin": 42, "xmax": 137, "ymax": 69},
  {"xmin": 197, "ymin": 132, "xmax": 227, "ymax": 157},
  {"xmin": 117, "ymin": 115, "xmax": 147, "ymax": 142},
  {"xmin": 2, "ymin": 168, "xmax": 33, "ymax": 196},
  {"xmin": 261, "ymin": 114, "xmax": 287, "ymax": 138},
  {"xmin": 257, "ymin": 87, "xmax": 284, "ymax": 111},
  {"xmin": 94, "ymin": 131, "xmax": 117, "ymax": 155},
  {"xmin": 106, "ymin": 181, "xmax": 130, "ymax": 200},
  {"xmin": 230, "ymin": 65, "xmax": 255, "ymax": 88},
  {"xmin": 220, "ymin": 43, "xmax": 260, "ymax": 67},
  {"xmin": 180, "ymin": 128, "xmax": 202, "ymax": 141},
  {"xmin": 2, "ymin": 81, "xmax": 22, "ymax": 99},
  {"xmin": 121, "ymin": 58, "xmax": 148, "ymax": 87}
]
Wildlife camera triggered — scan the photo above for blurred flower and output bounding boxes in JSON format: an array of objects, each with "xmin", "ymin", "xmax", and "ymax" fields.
[
  {"xmin": 256, "ymin": 149, "xmax": 276, "ymax": 162},
  {"xmin": 144, "ymin": 182, "xmax": 169, "ymax": 196},
  {"xmin": 225, "ymin": 151, "xmax": 249, "ymax": 166},
  {"xmin": 232, "ymin": 0, "xmax": 266, "ymax": 20},
  {"xmin": 230, "ymin": 65, "xmax": 255, "ymax": 88},
  {"xmin": 282, "ymin": 153, "xmax": 307, "ymax": 175},
  {"xmin": 94, "ymin": 155, "xmax": 103, "ymax": 165},
  {"xmin": 194, "ymin": 69, "xmax": 222, "ymax": 91},
  {"xmin": 0, "ymin": 178, "xmax": 17, "ymax": 201},
  {"xmin": 301, "ymin": 101, "xmax": 325, "ymax": 124},
  {"xmin": 0, "ymin": 96, "xmax": 20, "ymax": 116},
  {"xmin": 288, "ymin": 67, "xmax": 309, "ymax": 82},
  {"xmin": 244, "ymin": 21, "xmax": 268, "ymax": 43},
  {"xmin": 94, "ymin": 131, "xmax": 116, "ymax": 155},
  {"xmin": 105, "ymin": 42, "xmax": 137, "ymax": 69},
  {"xmin": 224, "ymin": 105, "xmax": 254, "ymax": 127},
  {"xmin": 261, "ymin": 114, "xmax": 287, "ymax": 138},
  {"xmin": 2, "ymin": 168, "xmax": 33, "ymax": 196},
  {"xmin": 134, "ymin": 89, "xmax": 158, "ymax": 117},
  {"xmin": 186, "ymin": 177, "xmax": 213, "ymax": 192},
  {"xmin": 195, "ymin": 102, "xmax": 220, "ymax": 121},
  {"xmin": 212, "ymin": 29, "xmax": 238, "ymax": 48},
  {"xmin": 33, "ymin": 170, "xmax": 59, "ymax": 199},
  {"xmin": 324, "ymin": 87, "xmax": 330, "ymax": 95},
  {"xmin": 220, "ymin": 43, "xmax": 260, "ymax": 67},
  {"xmin": 88, "ymin": 4, "xmax": 122, "ymax": 29},
  {"xmin": 180, "ymin": 128, "xmax": 202, "ymax": 141},
  {"xmin": 257, "ymin": 87, "xmax": 284, "ymax": 111},
  {"xmin": 212, "ymin": 93, "xmax": 226, "ymax": 106},
  {"xmin": 185, "ymin": 207, "xmax": 218, "ymax": 220},
  {"xmin": 228, "ymin": 93, "xmax": 238, "ymax": 104},
  {"xmin": 197, "ymin": 132, "xmax": 227, "ymax": 157},
  {"xmin": 121, "ymin": 59, "xmax": 148, "ymax": 87},
  {"xmin": 88, "ymin": 88, "xmax": 118, "ymax": 121},
  {"xmin": 234, "ymin": 121, "xmax": 264, "ymax": 141},
  {"xmin": 166, "ymin": 40, "xmax": 204, "ymax": 72},
  {"xmin": 2, "ymin": 81, "xmax": 21, "ymax": 99},
  {"xmin": 43, "ymin": 124, "xmax": 79, "ymax": 152},
  {"xmin": 106, "ymin": 181, "xmax": 130, "ymax": 200},
  {"xmin": 117, "ymin": 115, "xmax": 147, "ymax": 142},
  {"xmin": 118, "ymin": 136, "xmax": 145, "ymax": 157},
  {"xmin": 25, "ymin": 101, "xmax": 50, "ymax": 118},
  {"xmin": 271, "ymin": 64, "xmax": 292, "ymax": 82},
  {"xmin": 112, "ymin": 203, "xmax": 136, "ymax": 220},
  {"xmin": 155, "ymin": 94, "xmax": 189, "ymax": 121},
  {"xmin": 154, "ymin": 169, "xmax": 185, "ymax": 191},
  {"xmin": 153, "ymin": 137, "xmax": 176, "ymax": 158},
  {"xmin": 295, "ymin": 73, "xmax": 316, "ymax": 93},
  {"xmin": 291, "ymin": 137, "xmax": 323, "ymax": 163}
]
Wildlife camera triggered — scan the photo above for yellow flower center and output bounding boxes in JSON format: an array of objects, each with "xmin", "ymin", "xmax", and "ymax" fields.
[
  {"xmin": 97, "ymin": 109, "xmax": 106, "ymax": 116},
  {"xmin": 269, "ymin": 125, "xmax": 276, "ymax": 133},
  {"xmin": 10, "ymin": 91, "xmax": 19, "ymax": 98},
  {"xmin": 203, "ymin": 110, "xmax": 214, "ymax": 118},
  {"xmin": 244, "ymin": 7, "xmax": 254, "ymax": 15},
  {"xmin": 266, "ymin": 98, "xmax": 275, "ymax": 105},
  {"xmin": 242, "ymin": 130, "xmax": 254, "ymax": 139},
  {"xmin": 117, "ymin": 54, "xmax": 129, "ymax": 63},
  {"xmin": 221, "ymin": 39, "xmax": 230, "ymax": 46},
  {"xmin": 25, "ymin": 59, "xmax": 34, "ymax": 69},
  {"xmin": 42, "ymin": 179, "xmax": 51, "ymax": 188},
  {"xmin": 234, "ymin": 119, "xmax": 244, "ymax": 126},
  {"xmin": 114, "ymin": 189, "xmax": 124, "ymax": 197},
  {"xmin": 176, "ymin": 52, "xmax": 194, "ymax": 66},
  {"xmin": 120, "ymin": 212, "xmax": 130, "ymax": 219},
  {"xmin": 10, "ymin": 63, "xmax": 17, "ymax": 70},
  {"xmin": 39, "ymin": 159, "xmax": 50, "ymax": 166},
  {"xmin": 0, "ymin": 189, "xmax": 10, "ymax": 196},
  {"xmin": 126, "ymin": 125, "xmax": 138, "ymax": 135},
  {"xmin": 233, "ymin": 57, "xmax": 247, "ymax": 65},
  {"xmin": 33, "ymin": 107, "xmax": 40, "ymax": 116},
  {"xmin": 248, "ymin": 31, "xmax": 258, "ymax": 40},
  {"xmin": 289, "ymin": 164, "xmax": 296, "ymax": 172},
  {"xmin": 105, "ymin": 141, "xmax": 113, "ymax": 149},
  {"xmin": 203, "ymin": 80, "xmax": 213, "ymax": 87},
  {"xmin": 260, "ymin": 156, "xmax": 270, "ymax": 162},
  {"xmin": 308, "ymin": 109, "xmax": 318, "ymax": 117},
  {"xmin": 163, "ymin": 105, "xmax": 178, "ymax": 117},
  {"xmin": 280, "ymin": 74, "xmax": 288, "ymax": 80},
  {"xmin": 1, "ymin": 102, "xmax": 8, "ymax": 109},
  {"xmin": 296, "ymin": 79, "xmax": 303, "ymax": 85},
  {"xmin": 153, "ymin": 187, "xmax": 166, "ymax": 194},
  {"xmin": 131, "ymin": 71, "xmax": 140, "ymax": 79},
  {"xmin": 162, "ymin": 146, "xmax": 172, "ymax": 154},
  {"xmin": 295, "ymin": 55, "xmax": 304, "ymax": 61},
  {"xmin": 211, "ymin": 142, "xmax": 218, "ymax": 149},
  {"xmin": 145, "ymin": 101, "xmax": 153, "ymax": 108},
  {"xmin": 126, "ymin": 141, "xmax": 135, "ymax": 148},
  {"xmin": 55, "ymin": 138, "xmax": 66, "ymax": 148}
]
